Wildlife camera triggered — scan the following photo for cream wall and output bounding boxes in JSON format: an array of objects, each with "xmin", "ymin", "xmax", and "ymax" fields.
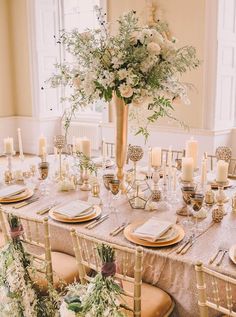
[
  {"xmin": 0, "ymin": 0, "xmax": 32, "ymax": 118},
  {"xmin": 108, "ymin": 0, "xmax": 206, "ymax": 129},
  {"xmin": 0, "ymin": 0, "xmax": 15, "ymax": 117},
  {"xmin": 9, "ymin": 0, "xmax": 32, "ymax": 117}
]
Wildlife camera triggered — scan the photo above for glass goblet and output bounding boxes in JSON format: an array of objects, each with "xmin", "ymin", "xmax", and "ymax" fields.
[
  {"xmin": 38, "ymin": 162, "xmax": 50, "ymax": 196},
  {"xmin": 190, "ymin": 193, "xmax": 204, "ymax": 233},
  {"xmin": 109, "ymin": 179, "xmax": 121, "ymax": 224},
  {"xmin": 102, "ymin": 173, "xmax": 115, "ymax": 209},
  {"xmin": 181, "ymin": 185, "xmax": 196, "ymax": 227}
]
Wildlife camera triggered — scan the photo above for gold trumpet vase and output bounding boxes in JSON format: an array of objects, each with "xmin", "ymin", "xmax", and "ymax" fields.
[{"xmin": 113, "ymin": 93, "xmax": 128, "ymax": 188}]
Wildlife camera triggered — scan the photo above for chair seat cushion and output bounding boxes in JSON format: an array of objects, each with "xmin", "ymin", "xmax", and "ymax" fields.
[
  {"xmin": 34, "ymin": 251, "xmax": 80, "ymax": 292},
  {"xmin": 122, "ymin": 280, "xmax": 173, "ymax": 317}
]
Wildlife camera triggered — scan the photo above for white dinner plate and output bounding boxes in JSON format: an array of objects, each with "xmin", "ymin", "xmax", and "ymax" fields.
[{"xmin": 229, "ymin": 245, "xmax": 236, "ymax": 265}]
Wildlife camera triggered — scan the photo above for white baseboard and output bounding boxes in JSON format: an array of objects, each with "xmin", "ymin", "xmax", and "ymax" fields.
[
  {"xmin": 101, "ymin": 123, "xmax": 236, "ymax": 160},
  {"xmin": 0, "ymin": 116, "xmax": 235, "ymax": 159},
  {"xmin": 0, "ymin": 116, "xmax": 61, "ymax": 155}
]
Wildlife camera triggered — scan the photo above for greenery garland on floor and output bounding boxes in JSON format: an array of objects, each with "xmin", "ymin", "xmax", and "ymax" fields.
[
  {"xmin": 60, "ymin": 244, "xmax": 127, "ymax": 317},
  {"xmin": 0, "ymin": 214, "xmax": 60, "ymax": 317}
]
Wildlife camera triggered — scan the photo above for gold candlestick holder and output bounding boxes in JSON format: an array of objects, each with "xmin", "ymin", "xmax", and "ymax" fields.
[
  {"xmin": 53, "ymin": 135, "xmax": 66, "ymax": 181},
  {"xmin": 80, "ymin": 168, "xmax": 91, "ymax": 191}
]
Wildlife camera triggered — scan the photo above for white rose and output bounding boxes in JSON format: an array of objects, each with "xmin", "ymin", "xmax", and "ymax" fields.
[
  {"xmin": 118, "ymin": 69, "xmax": 128, "ymax": 80},
  {"xmin": 139, "ymin": 29, "xmax": 152, "ymax": 44},
  {"xmin": 119, "ymin": 84, "xmax": 133, "ymax": 98},
  {"xmin": 150, "ymin": 29, "xmax": 164, "ymax": 44},
  {"xmin": 147, "ymin": 42, "xmax": 161, "ymax": 55}
]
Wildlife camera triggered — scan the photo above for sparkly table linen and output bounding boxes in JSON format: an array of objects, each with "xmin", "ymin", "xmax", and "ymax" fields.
[{"xmin": 2, "ymin": 168, "xmax": 236, "ymax": 316}]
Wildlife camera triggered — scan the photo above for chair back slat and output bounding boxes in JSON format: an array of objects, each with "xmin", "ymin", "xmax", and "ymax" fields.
[
  {"xmin": 161, "ymin": 149, "xmax": 184, "ymax": 165},
  {"xmin": 0, "ymin": 208, "xmax": 54, "ymax": 287},
  {"xmin": 70, "ymin": 229, "xmax": 143, "ymax": 315},
  {"xmin": 195, "ymin": 262, "xmax": 236, "ymax": 317},
  {"xmin": 102, "ymin": 140, "xmax": 115, "ymax": 158}
]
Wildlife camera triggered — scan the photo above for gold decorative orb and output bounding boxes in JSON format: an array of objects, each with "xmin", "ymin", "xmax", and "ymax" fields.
[{"xmin": 212, "ymin": 207, "xmax": 224, "ymax": 223}]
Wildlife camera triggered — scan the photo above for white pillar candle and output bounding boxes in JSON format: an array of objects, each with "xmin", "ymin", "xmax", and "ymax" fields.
[
  {"xmin": 102, "ymin": 139, "xmax": 107, "ymax": 158},
  {"xmin": 75, "ymin": 137, "xmax": 82, "ymax": 152},
  {"xmin": 81, "ymin": 138, "xmax": 91, "ymax": 158},
  {"xmin": 182, "ymin": 157, "xmax": 194, "ymax": 182},
  {"xmin": 216, "ymin": 160, "xmax": 229, "ymax": 183},
  {"xmin": 38, "ymin": 135, "xmax": 47, "ymax": 156},
  {"xmin": 17, "ymin": 128, "xmax": 24, "ymax": 158},
  {"xmin": 186, "ymin": 137, "xmax": 198, "ymax": 169},
  {"xmin": 4, "ymin": 137, "xmax": 14, "ymax": 155},
  {"xmin": 200, "ymin": 158, "xmax": 207, "ymax": 187},
  {"xmin": 151, "ymin": 147, "xmax": 162, "ymax": 167}
]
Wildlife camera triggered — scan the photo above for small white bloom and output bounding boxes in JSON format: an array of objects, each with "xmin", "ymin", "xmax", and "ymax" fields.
[
  {"xmin": 118, "ymin": 69, "xmax": 128, "ymax": 80},
  {"xmin": 150, "ymin": 29, "xmax": 164, "ymax": 44},
  {"xmin": 139, "ymin": 29, "xmax": 152, "ymax": 44},
  {"xmin": 119, "ymin": 84, "xmax": 133, "ymax": 98},
  {"xmin": 130, "ymin": 31, "xmax": 139, "ymax": 45},
  {"xmin": 147, "ymin": 42, "xmax": 161, "ymax": 55}
]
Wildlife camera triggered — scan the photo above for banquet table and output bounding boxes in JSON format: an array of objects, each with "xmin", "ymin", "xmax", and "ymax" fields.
[{"xmin": 1, "ymin": 160, "xmax": 236, "ymax": 317}]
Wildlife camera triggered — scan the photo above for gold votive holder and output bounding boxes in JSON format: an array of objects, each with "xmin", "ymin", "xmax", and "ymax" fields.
[
  {"xmin": 232, "ymin": 194, "xmax": 236, "ymax": 213},
  {"xmin": 92, "ymin": 183, "xmax": 100, "ymax": 197},
  {"xmin": 38, "ymin": 162, "xmax": 49, "ymax": 180},
  {"xmin": 205, "ymin": 188, "xmax": 215, "ymax": 206},
  {"xmin": 4, "ymin": 170, "xmax": 14, "ymax": 184}
]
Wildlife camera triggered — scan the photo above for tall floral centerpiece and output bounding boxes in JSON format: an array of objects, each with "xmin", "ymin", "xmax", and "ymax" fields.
[{"xmin": 50, "ymin": 8, "xmax": 199, "ymax": 184}]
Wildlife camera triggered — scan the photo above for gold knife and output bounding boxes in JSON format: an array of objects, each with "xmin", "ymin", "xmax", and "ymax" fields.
[{"xmin": 87, "ymin": 215, "xmax": 109, "ymax": 229}]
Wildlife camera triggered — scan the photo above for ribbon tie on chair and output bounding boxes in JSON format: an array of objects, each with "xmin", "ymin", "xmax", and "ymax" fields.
[
  {"xmin": 101, "ymin": 261, "xmax": 116, "ymax": 278},
  {"xmin": 10, "ymin": 224, "xmax": 24, "ymax": 239}
]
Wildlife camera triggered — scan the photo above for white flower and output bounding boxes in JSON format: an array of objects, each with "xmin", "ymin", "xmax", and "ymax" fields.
[
  {"xmin": 130, "ymin": 31, "xmax": 139, "ymax": 45},
  {"xmin": 80, "ymin": 31, "xmax": 92, "ymax": 40},
  {"xmin": 150, "ymin": 29, "xmax": 164, "ymax": 44},
  {"xmin": 119, "ymin": 84, "xmax": 133, "ymax": 98},
  {"xmin": 111, "ymin": 56, "xmax": 122, "ymax": 69},
  {"xmin": 118, "ymin": 69, "xmax": 128, "ymax": 80},
  {"xmin": 147, "ymin": 42, "xmax": 161, "ymax": 55},
  {"xmin": 139, "ymin": 29, "xmax": 152, "ymax": 44}
]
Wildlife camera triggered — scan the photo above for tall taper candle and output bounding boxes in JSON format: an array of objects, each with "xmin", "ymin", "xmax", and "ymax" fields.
[
  {"xmin": 17, "ymin": 128, "xmax": 24, "ymax": 158},
  {"xmin": 80, "ymin": 138, "xmax": 91, "ymax": 158},
  {"xmin": 38, "ymin": 135, "xmax": 47, "ymax": 156}
]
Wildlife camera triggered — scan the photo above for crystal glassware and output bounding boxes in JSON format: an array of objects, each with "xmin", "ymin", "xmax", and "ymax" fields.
[
  {"xmin": 109, "ymin": 179, "xmax": 121, "ymax": 224},
  {"xmin": 53, "ymin": 135, "xmax": 66, "ymax": 180},
  {"xmin": 127, "ymin": 145, "xmax": 144, "ymax": 181},
  {"xmin": 190, "ymin": 192, "xmax": 204, "ymax": 233},
  {"xmin": 38, "ymin": 161, "xmax": 49, "ymax": 196},
  {"xmin": 181, "ymin": 184, "xmax": 196, "ymax": 227},
  {"xmin": 102, "ymin": 173, "xmax": 115, "ymax": 209}
]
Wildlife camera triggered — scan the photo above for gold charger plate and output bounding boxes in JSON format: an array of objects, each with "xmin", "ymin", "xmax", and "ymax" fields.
[
  {"xmin": 49, "ymin": 205, "xmax": 102, "ymax": 223},
  {"xmin": 229, "ymin": 245, "xmax": 236, "ymax": 265},
  {"xmin": 124, "ymin": 222, "xmax": 185, "ymax": 247},
  {"xmin": 0, "ymin": 188, "xmax": 34, "ymax": 203}
]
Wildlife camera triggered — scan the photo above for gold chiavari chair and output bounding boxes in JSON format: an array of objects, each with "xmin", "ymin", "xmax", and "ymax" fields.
[
  {"xmin": 102, "ymin": 140, "xmax": 115, "ymax": 158},
  {"xmin": 161, "ymin": 149, "xmax": 184, "ymax": 164},
  {"xmin": 195, "ymin": 262, "xmax": 236, "ymax": 317},
  {"xmin": 228, "ymin": 158, "xmax": 236, "ymax": 179},
  {"xmin": 70, "ymin": 229, "xmax": 174, "ymax": 317},
  {"xmin": 0, "ymin": 208, "xmax": 80, "ymax": 292}
]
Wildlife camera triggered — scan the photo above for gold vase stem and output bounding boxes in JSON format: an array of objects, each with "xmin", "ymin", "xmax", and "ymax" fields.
[
  {"xmin": 59, "ymin": 149, "xmax": 62, "ymax": 180},
  {"xmin": 113, "ymin": 94, "xmax": 128, "ymax": 189}
]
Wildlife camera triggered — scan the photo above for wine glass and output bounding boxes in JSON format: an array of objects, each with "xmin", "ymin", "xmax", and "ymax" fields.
[
  {"xmin": 102, "ymin": 173, "xmax": 115, "ymax": 209},
  {"xmin": 38, "ymin": 162, "xmax": 50, "ymax": 196},
  {"xmin": 181, "ymin": 184, "xmax": 196, "ymax": 227},
  {"xmin": 190, "ymin": 192, "xmax": 204, "ymax": 233},
  {"xmin": 109, "ymin": 179, "xmax": 121, "ymax": 225}
]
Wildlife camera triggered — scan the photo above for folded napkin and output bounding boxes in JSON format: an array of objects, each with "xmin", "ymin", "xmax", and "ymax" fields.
[
  {"xmin": 133, "ymin": 218, "xmax": 173, "ymax": 242},
  {"xmin": 0, "ymin": 184, "xmax": 26, "ymax": 199},
  {"xmin": 53, "ymin": 200, "xmax": 93, "ymax": 219}
]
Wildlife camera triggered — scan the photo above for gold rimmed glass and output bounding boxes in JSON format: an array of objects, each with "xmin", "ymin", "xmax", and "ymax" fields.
[
  {"xmin": 102, "ymin": 173, "xmax": 115, "ymax": 209},
  {"xmin": 190, "ymin": 192, "xmax": 204, "ymax": 233}
]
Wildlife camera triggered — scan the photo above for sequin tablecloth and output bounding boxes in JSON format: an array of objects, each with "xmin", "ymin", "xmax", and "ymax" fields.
[{"xmin": 2, "ymin": 175, "xmax": 236, "ymax": 317}]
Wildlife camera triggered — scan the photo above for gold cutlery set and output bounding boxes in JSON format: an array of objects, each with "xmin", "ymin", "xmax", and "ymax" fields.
[{"xmin": 209, "ymin": 245, "xmax": 228, "ymax": 266}]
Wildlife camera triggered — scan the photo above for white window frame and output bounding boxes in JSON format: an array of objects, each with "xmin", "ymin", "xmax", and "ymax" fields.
[{"xmin": 27, "ymin": 0, "xmax": 107, "ymax": 121}]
